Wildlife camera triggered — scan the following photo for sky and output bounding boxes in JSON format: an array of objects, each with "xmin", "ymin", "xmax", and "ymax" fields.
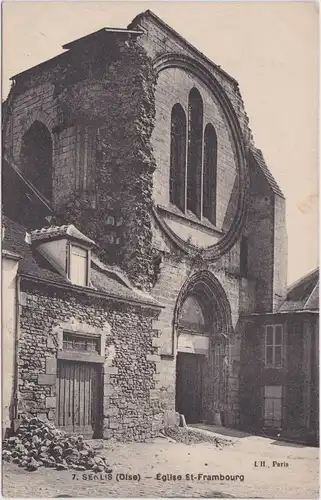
[{"xmin": 2, "ymin": 1, "xmax": 319, "ymax": 285}]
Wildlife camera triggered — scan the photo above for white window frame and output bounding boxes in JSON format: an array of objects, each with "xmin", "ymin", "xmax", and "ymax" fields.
[
  {"xmin": 264, "ymin": 324, "xmax": 283, "ymax": 368},
  {"xmin": 67, "ymin": 241, "xmax": 91, "ymax": 287}
]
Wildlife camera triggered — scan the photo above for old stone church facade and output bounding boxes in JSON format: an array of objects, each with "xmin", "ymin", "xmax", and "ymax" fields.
[{"xmin": 4, "ymin": 10, "xmax": 315, "ymax": 441}]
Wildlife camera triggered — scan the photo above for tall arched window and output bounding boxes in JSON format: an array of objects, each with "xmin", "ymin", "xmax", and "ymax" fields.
[
  {"xmin": 170, "ymin": 104, "xmax": 186, "ymax": 211},
  {"xmin": 178, "ymin": 295, "xmax": 207, "ymax": 334},
  {"xmin": 20, "ymin": 121, "xmax": 53, "ymax": 202},
  {"xmin": 203, "ymin": 123, "xmax": 217, "ymax": 224},
  {"xmin": 187, "ymin": 88, "xmax": 203, "ymax": 217}
]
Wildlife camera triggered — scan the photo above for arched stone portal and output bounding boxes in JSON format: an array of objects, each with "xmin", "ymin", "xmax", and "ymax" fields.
[
  {"xmin": 20, "ymin": 120, "xmax": 53, "ymax": 202},
  {"xmin": 174, "ymin": 270, "xmax": 233, "ymax": 424}
]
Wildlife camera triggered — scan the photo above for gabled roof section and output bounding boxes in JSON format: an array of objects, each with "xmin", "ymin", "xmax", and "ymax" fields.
[
  {"xmin": 2, "ymin": 216, "xmax": 67, "ymax": 285},
  {"xmin": 250, "ymin": 147, "xmax": 285, "ymax": 199},
  {"xmin": 128, "ymin": 9, "xmax": 238, "ymax": 86},
  {"xmin": 279, "ymin": 268, "xmax": 319, "ymax": 312},
  {"xmin": 31, "ymin": 225, "xmax": 96, "ymax": 247},
  {"xmin": 2, "ymin": 216, "xmax": 160, "ymax": 309}
]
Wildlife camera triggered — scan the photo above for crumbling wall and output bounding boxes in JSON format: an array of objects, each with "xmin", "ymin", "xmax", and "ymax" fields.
[
  {"xmin": 59, "ymin": 39, "xmax": 158, "ymax": 291},
  {"xmin": 4, "ymin": 37, "xmax": 158, "ymax": 291}
]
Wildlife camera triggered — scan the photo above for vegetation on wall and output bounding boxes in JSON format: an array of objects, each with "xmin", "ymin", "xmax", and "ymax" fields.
[{"xmin": 56, "ymin": 38, "xmax": 158, "ymax": 291}]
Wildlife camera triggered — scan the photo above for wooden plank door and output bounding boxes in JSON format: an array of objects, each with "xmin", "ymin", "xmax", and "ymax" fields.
[
  {"xmin": 176, "ymin": 352, "xmax": 205, "ymax": 424},
  {"xmin": 56, "ymin": 360, "xmax": 102, "ymax": 437}
]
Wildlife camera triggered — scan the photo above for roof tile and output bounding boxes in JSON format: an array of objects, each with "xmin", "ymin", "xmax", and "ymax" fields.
[{"xmin": 31, "ymin": 225, "xmax": 96, "ymax": 246}]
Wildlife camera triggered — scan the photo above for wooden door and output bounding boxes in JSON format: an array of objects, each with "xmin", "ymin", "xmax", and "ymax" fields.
[
  {"xmin": 56, "ymin": 360, "xmax": 102, "ymax": 437},
  {"xmin": 176, "ymin": 352, "xmax": 205, "ymax": 423}
]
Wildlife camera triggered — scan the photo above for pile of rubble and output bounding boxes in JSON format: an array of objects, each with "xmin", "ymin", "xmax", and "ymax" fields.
[
  {"xmin": 2, "ymin": 417, "xmax": 112, "ymax": 473},
  {"xmin": 162, "ymin": 427, "xmax": 232, "ymax": 447}
]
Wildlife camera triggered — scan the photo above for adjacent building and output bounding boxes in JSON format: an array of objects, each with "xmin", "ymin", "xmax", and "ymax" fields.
[{"xmin": 240, "ymin": 268, "xmax": 319, "ymax": 442}]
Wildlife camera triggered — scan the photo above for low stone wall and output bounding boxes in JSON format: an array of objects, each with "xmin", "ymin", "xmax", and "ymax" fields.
[{"xmin": 18, "ymin": 279, "xmax": 164, "ymax": 441}]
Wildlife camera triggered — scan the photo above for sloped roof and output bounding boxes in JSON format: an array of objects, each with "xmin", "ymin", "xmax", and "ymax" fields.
[
  {"xmin": 250, "ymin": 147, "xmax": 285, "ymax": 199},
  {"xmin": 2, "ymin": 216, "xmax": 67, "ymax": 285},
  {"xmin": 2, "ymin": 216, "xmax": 160, "ymax": 309},
  {"xmin": 31, "ymin": 225, "xmax": 95, "ymax": 247},
  {"xmin": 279, "ymin": 268, "xmax": 319, "ymax": 312},
  {"xmin": 128, "ymin": 9, "xmax": 238, "ymax": 86}
]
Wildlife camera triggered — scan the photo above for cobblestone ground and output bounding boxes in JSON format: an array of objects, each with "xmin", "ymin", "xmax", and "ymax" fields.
[{"xmin": 2, "ymin": 428, "xmax": 319, "ymax": 498}]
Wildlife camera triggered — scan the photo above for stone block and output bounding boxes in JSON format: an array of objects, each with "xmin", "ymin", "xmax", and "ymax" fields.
[
  {"xmin": 38, "ymin": 374, "xmax": 56, "ymax": 385},
  {"xmin": 164, "ymin": 410, "xmax": 179, "ymax": 428},
  {"xmin": 151, "ymin": 319, "xmax": 163, "ymax": 330},
  {"xmin": 45, "ymin": 396, "xmax": 56, "ymax": 409},
  {"xmin": 47, "ymin": 336, "xmax": 57, "ymax": 349},
  {"xmin": 48, "ymin": 410, "xmax": 55, "ymax": 420},
  {"xmin": 103, "ymin": 385, "xmax": 114, "ymax": 396},
  {"xmin": 150, "ymin": 389, "xmax": 160, "ymax": 400},
  {"xmin": 20, "ymin": 292, "xmax": 28, "ymax": 306},
  {"xmin": 45, "ymin": 357, "xmax": 57, "ymax": 374},
  {"xmin": 104, "ymin": 366, "xmax": 118, "ymax": 374},
  {"xmin": 103, "ymin": 429, "xmax": 113, "ymax": 439},
  {"xmin": 152, "ymin": 337, "xmax": 162, "ymax": 348},
  {"xmin": 147, "ymin": 354, "xmax": 160, "ymax": 362}
]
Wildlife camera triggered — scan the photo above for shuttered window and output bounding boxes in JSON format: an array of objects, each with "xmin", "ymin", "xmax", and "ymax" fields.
[{"xmin": 69, "ymin": 245, "xmax": 88, "ymax": 287}]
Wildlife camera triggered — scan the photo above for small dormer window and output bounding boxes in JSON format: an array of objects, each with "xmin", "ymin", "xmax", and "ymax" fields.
[
  {"xmin": 69, "ymin": 244, "xmax": 90, "ymax": 287},
  {"xmin": 30, "ymin": 224, "xmax": 95, "ymax": 286}
]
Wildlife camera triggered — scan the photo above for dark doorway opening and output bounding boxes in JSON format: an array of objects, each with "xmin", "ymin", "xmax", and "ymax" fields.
[
  {"xmin": 175, "ymin": 352, "xmax": 205, "ymax": 424},
  {"xmin": 20, "ymin": 121, "xmax": 53, "ymax": 202}
]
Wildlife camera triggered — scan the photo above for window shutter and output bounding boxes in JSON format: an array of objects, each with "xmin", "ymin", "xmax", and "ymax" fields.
[{"xmin": 70, "ymin": 245, "xmax": 88, "ymax": 286}]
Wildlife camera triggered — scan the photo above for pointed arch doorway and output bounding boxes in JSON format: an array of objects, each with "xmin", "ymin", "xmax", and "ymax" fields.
[
  {"xmin": 174, "ymin": 271, "xmax": 233, "ymax": 425},
  {"xmin": 175, "ymin": 295, "xmax": 208, "ymax": 423}
]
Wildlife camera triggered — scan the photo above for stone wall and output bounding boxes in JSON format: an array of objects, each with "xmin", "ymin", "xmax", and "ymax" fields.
[
  {"xmin": 3, "ymin": 84, "xmax": 79, "ymax": 211},
  {"xmin": 245, "ymin": 157, "xmax": 275, "ymax": 312},
  {"xmin": 18, "ymin": 279, "xmax": 163, "ymax": 441},
  {"xmin": 4, "ymin": 35, "xmax": 158, "ymax": 291}
]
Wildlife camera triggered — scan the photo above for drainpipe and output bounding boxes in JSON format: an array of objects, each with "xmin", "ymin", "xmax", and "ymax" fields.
[{"xmin": 12, "ymin": 274, "xmax": 21, "ymax": 432}]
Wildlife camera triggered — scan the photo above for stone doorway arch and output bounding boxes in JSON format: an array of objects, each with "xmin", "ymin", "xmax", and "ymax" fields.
[{"xmin": 174, "ymin": 270, "xmax": 233, "ymax": 425}]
